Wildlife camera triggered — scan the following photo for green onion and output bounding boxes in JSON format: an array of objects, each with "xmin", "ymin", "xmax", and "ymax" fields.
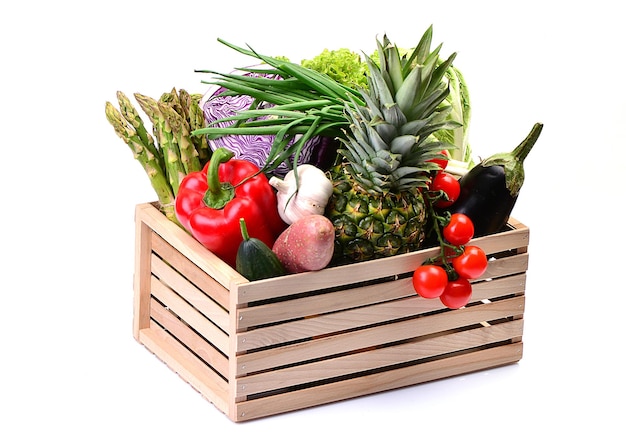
[{"xmin": 194, "ymin": 40, "xmax": 367, "ymax": 173}]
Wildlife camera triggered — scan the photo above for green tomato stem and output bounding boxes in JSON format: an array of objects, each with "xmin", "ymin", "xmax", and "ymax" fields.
[{"xmin": 424, "ymin": 190, "xmax": 461, "ymax": 278}]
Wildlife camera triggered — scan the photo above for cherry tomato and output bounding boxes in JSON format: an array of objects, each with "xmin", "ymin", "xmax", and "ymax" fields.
[
  {"xmin": 440, "ymin": 278, "xmax": 473, "ymax": 309},
  {"xmin": 431, "ymin": 172, "xmax": 460, "ymax": 208},
  {"xmin": 427, "ymin": 150, "xmax": 450, "ymax": 171},
  {"xmin": 412, "ymin": 264, "xmax": 448, "ymax": 299},
  {"xmin": 443, "ymin": 213, "xmax": 475, "ymax": 246},
  {"xmin": 452, "ymin": 245, "xmax": 488, "ymax": 279}
]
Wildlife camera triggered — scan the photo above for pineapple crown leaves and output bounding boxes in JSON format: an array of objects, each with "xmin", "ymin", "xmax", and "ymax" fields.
[{"xmin": 338, "ymin": 28, "xmax": 462, "ymax": 194}]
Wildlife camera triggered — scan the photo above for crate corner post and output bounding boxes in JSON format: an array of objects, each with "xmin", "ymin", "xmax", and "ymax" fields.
[{"xmin": 133, "ymin": 203, "xmax": 153, "ymax": 342}]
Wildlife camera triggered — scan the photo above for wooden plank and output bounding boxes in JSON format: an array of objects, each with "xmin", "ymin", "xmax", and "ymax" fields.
[
  {"xmin": 235, "ymin": 296, "xmax": 525, "ymax": 371},
  {"xmin": 235, "ymin": 319, "xmax": 524, "ymax": 397},
  {"xmin": 150, "ymin": 276, "xmax": 230, "ymax": 354},
  {"xmin": 237, "ymin": 277, "xmax": 414, "ymax": 330},
  {"xmin": 233, "ymin": 342, "xmax": 523, "ymax": 421},
  {"xmin": 471, "ymin": 226, "xmax": 529, "ymax": 257},
  {"xmin": 480, "ymin": 253, "xmax": 528, "ymax": 281},
  {"xmin": 139, "ymin": 324, "xmax": 230, "ymax": 415},
  {"xmin": 150, "ymin": 300, "xmax": 229, "ymax": 378},
  {"xmin": 151, "ymin": 254, "xmax": 230, "ymax": 332},
  {"xmin": 133, "ymin": 207, "xmax": 153, "ymax": 340},
  {"xmin": 151, "ymin": 232, "xmax": 231, "ymax": 309},
  {"xmin": 470, "ymin": 273, "xmax": 526, "ymax": 301}
]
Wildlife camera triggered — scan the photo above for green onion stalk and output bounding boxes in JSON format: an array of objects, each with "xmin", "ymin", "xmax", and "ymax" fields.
[{"xmin": 193, "ymin": 39, "xmax": 366, "ymax": 174}]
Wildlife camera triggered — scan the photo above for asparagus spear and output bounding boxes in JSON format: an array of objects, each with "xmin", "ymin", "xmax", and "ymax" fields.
[
  {"xmin": 116, "ymin": 91, "xmax": 164, "ymax": 172},
  {"xmin": 177, "ymin": 88, "xmax": 192, "ymax": 121},
  {"xmin": 134, "ymin": 92, "xmax": 186, "ymax": 195},
  {"xmin": 107, "ymin": 88, "xmax": 211, "ymax": 224},
  {"xmin": 189, "ymin": 93, "xmax": 212, "ymax": 164},
  {"xmin": 104, "ymin": 101, "xmax": 177, "ymax": 221},
  {"xmin": 159, "ymin": 101, "xmax": 202, "ymax": 174},
  {"xmin": 160, "ymin": 88, "xmax": 184, "ymax": 118},
  {"xmin": 163, "ymin": 88, "xmax": 211, "ymax": 166}
]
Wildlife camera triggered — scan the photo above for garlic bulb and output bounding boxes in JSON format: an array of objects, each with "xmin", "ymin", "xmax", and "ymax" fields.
[{"xmin": 269, "ymin": 164, "xmax": 334, "ymax": 225}]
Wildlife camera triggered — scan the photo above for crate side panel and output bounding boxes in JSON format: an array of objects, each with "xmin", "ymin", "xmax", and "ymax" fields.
[
  {"xmin": 151, "ymin": 276, "xmax": 230, "ymax": 354},
  {"xmin": 235, "ymin": 296, "xmax": 525, "ymax": 373},
  {"xmin": 235, "ymin": 319, "xmax": 523, "ymax": 397},
  {"xmin": 151, "ymin": 232, "xmax": 231, "ymax": 309},
  {"xmin": 151, "ymin": 253, "xmax": 230, "ymax": 331},
  {"xmin": 233, "ymin": 342, "xmax": 523, "ymax": 421},
  {"xmin": 138, "ymin": 324, "xmax": 230, "ymax": 415},
  {"xmin": 151, "ymin": 299, "xmax": 229, "ymax": 378}
]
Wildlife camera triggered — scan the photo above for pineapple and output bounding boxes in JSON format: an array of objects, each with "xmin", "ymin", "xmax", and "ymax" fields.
[{"xmin": 326, "ymin": 27, "xmax": 462, "ymax": 262}]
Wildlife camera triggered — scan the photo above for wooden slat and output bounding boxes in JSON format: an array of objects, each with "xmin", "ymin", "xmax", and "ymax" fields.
[
  {"xmin": 150, "ymin": 300, "xmax": 229, "ymax": 378},
  {"xmin": 151, "ymin": 254, "xmax": 230, "ymax": 332},
  {"xmin": 480, "ymin": 253, "xmax": 528, "ymax": 281},
  {"xmin": 139, "ymin": 324, "xmax": 230, "ymax": 414},
  {"xmin": 150, "ymin": 276, "xmax": 230, "ymax": 354},
  {"xmin": 233, "ymin": 342, "xmax": 523, "ymax": 421},
  {"xmin": 471, "ymin": 226, "xmax": 529, "ymax": 256},
  {"xmin": 151, "ymin": 231, "xmax": 231, "ymax": 309},
  {"xmin": 235, "ymin": 296, "xmax": 525, "ymax": 372},
  {"xmin": 470, "ymin": 273, "xmax": 526, "ymax": 301},
  {"xmin": 133, "ymin": 217, "xmax": 153, "ymax": 341},
  {"xmin": 236, "ymin": 319, "xmax": 523, "ymax": 397},
  {"xmin": 238, "ymin": 277, "xmax": 414, "ymax": 330}
]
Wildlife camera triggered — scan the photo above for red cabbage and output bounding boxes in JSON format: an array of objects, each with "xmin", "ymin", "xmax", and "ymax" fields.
[{"xmin": 201, "ymin": 70, "xmax": 338, "ymax": 177}]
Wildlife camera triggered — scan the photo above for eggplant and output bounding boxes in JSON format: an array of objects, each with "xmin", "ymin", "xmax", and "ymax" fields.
[{"xmin": 448, "ymin": 123, "xmax": 543, "ymax": 236}]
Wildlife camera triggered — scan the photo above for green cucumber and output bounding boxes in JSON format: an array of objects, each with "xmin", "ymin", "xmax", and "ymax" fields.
[{"xmin": 236, "ymin": 218, "xmax": 286, "ymax": 281}]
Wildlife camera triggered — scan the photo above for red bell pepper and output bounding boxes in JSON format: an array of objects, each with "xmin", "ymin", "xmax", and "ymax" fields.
[{"xmin": 175, "ymin": 147, "xmax": 286, "ymax": 267}]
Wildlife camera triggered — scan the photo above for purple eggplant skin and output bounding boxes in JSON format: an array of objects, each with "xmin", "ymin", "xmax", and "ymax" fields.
[
  {"xmin": 447, "ymin": 164, "xmax": 517, "ymax": 237},
  {"xmin": 448, "ymin": 123, "xmax": 543, "ymax": 237}
]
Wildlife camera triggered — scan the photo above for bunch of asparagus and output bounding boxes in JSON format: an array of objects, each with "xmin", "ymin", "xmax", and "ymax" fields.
[{"xmin": 105, "ymin": 89, "xmax": 212, "ymax": 222}]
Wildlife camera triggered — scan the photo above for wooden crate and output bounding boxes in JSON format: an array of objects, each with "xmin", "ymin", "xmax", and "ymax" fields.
[{"xmin": 133, "ymin": 202, "xmax": 529, "ymax": 422}]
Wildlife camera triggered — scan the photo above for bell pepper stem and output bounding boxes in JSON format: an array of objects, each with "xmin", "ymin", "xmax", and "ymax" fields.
[{"xmin": 203, "ymin": 147, "xmax": 236, "ymax": 209}]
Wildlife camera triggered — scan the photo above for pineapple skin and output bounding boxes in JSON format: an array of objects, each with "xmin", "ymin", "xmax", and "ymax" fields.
[{"xmin": 325, "ymin": 164, "xmax": 427, "ymax": 263}]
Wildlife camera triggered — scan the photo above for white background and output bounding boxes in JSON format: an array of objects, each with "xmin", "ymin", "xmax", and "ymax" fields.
[{"xmin": 2, "ymin": 1, "xmax": 624, "ymax": 434}]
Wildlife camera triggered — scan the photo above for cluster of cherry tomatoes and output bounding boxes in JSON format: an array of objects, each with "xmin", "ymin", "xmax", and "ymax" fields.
[{"xmin": 413, "ymin": 157, "xmax": 489, "ymax": 309}]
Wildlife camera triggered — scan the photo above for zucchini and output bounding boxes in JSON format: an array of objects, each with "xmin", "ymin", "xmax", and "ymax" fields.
[{"xmin": 236, "ymin": 218, "xmax": 286, "ymax": 281}]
